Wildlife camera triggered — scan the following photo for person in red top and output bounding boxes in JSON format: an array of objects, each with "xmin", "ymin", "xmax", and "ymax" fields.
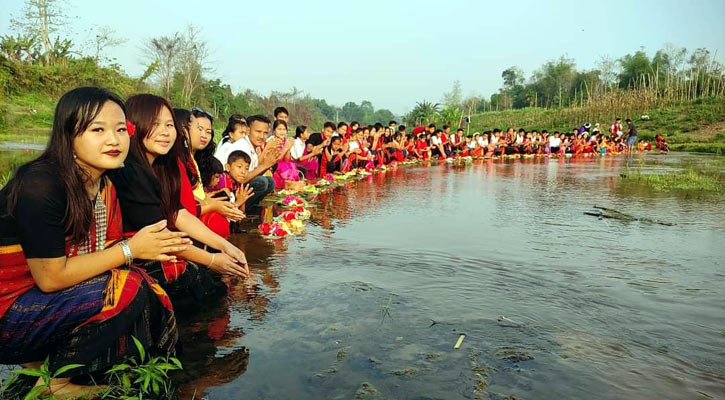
[
  {"xmin": 414, "ymin": 134, "xmax": 431, "ymax": 160},
  {"xmin": 450, "ymin": 128, "xmax": 465, "ymax": 154},
  {"xmin": 440, "ymin": 124, "xmax": 453, "ymax": 157}
]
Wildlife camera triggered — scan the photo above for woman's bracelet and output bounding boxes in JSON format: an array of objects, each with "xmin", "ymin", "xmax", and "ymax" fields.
[
  {"xmin": 119, "ymin": 240, "xmax": 133, "ymax": 267},
  {"xmin": 209, "ymin": 253, "xmax": 216, "ymax": 267}
]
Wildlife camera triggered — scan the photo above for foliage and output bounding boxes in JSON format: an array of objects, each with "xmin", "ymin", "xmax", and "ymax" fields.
[
  {"xmin": 7, "ymin": 358, "xmax": 83, "ymax": 400},
  {"xmin": 100, "ymin": 337, "xmax": 182, "ymax": 400},
  {"xmin": 0, "ymin": 338, "xmax": 183, "ymax": 400},
  {"xmin": 407, "ymin": 100, "xmax": 440, "ymax": 126},
  {"xmin": 480, "ymin": 46, "xmax": 724, "ymax": 112}
]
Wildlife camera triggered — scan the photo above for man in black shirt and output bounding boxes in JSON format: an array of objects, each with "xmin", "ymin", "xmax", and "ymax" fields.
[{"xmin": 307, "ymin": 121, "xmax": 335, "ymax": 175}]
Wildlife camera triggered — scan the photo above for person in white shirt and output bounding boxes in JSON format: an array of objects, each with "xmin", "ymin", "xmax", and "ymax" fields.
[
  {"xmin": 214, "ymin": 115, "xmax": 248, "ymax": 165},
  {"xmin": 290, "ymin": 125, "xmax": 322, "ymax": 179},
  {"xmin": 238, "ymin": 115, "xmax": 282, "ymax": 214},
  {"xmin": 549, "ymin": 132, "xmax": 562, "ymax": 154}
]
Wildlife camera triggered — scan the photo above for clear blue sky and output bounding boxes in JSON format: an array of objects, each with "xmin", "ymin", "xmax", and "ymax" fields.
[{"xmin": 2, "ymin": 0, "xmax": 724, "ymax": 114}]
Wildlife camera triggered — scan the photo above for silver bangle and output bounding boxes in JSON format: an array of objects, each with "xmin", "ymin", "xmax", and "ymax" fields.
[
  {"xmin": 209, "ymin": 253, "xmax": 216, "ymax": 267},
  {"xmin": 119, "ymin": 240, "xmax": 133, "ymax": 267}
]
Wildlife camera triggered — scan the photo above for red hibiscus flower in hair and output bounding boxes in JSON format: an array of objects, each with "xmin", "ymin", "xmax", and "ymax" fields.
[{"xmin": 126, "ymin": 120, "xmax": 136, "ymax": 137}]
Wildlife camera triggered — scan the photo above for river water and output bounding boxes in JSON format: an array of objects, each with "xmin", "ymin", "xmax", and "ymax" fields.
[
  {"xmin": 0, "ymin": 149, "xmax": 723, "ymax": 399},
  {"xmin": 177, "ymin": 153, "xmax": 724, "ymax": 400}
]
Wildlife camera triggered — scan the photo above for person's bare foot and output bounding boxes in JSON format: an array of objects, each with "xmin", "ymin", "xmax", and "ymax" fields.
[
  {"xmin": 36, "ymin": 377, "xmax": 109, "ymax": 400},
  {"xmin": 21, "ymin": 361, "xmax": 43, "ymax": 369}
]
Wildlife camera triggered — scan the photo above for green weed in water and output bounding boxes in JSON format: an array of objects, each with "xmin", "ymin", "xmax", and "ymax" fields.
[
  {"xmin": 380, "ymin": 294, "xmax": 394, "ymax": 324},
  {"xmin": 620, "ymin": 168, "xmax": 724, "ymax": 195}
]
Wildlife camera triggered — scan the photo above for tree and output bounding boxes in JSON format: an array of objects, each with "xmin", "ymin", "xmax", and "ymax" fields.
[
  {"xmin": 372, "ymin": 109, "xmax": 396, "ymax": 124},
  {"xmin": 618, "ymin": 50, "xmax": 652, "ymax": 88},
  {"xmin": 92, "ymin": 26, "xmax": 126, "ymax": 64},
  {"xmin": 531, "ymin": 56, "xmax": 577, "ymax": 107},
  {"xmin": 407, "ymin": 101, "xmax": 440, "ymax": 125},
  {"xmin": 145, "ymin": 33, "xmax": 181, "ymax": 97},
  {"xmin": 596, "ymin": 55, "xmax": 618, "ymax": 90},
  {"xmin": 688, "ymin": 48, "xmax": 711, "ymax": 74},
  {"xmin": 442, "ymin": 80, "xmax": 463, "ymax": 108},
  {"xmin": 501, "ymin": 67, "xmax": 525, "ymax": 89},
  {"xmin": 0, "ymin": 34, "xmax": 38, "ymax": 63},
  {"xmin": 176, "ymin": 25, "xmax": 209, "ymax": 108},
  {"xmin": 11, "ymin": 0, "xmax": 67, "ymax": 66}
]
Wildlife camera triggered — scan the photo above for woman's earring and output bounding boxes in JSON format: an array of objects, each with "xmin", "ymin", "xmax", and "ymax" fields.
[{"xmin": 73, "ymin": 153, "xmax": 77, "ymax": 159}]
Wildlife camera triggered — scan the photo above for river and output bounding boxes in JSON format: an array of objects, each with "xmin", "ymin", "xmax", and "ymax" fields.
[{"xmin": 1, "ymin": 149, "xmax": 723, "ymax": 399}]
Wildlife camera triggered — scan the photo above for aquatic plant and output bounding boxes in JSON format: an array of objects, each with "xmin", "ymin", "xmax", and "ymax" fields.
[
  {"xmin": 620, "ymin": 167, "xmax": 724, "ymax": 195},
  {"xmin": 380, "ymin": 294, "xmax": 394, "ymax": 324}
]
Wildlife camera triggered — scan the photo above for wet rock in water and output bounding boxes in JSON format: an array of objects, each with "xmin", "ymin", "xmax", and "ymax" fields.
[
  {"xmin": 368, "ymin": 357, "xmax": 381, "ymax": 365},
  {"xmin": 314, "ymin": 365, "xmax": 338, "ymax": 377},
  {"xmin": 336, "ymin": 346, "xmax": 349, "ymax": 361},
  {"xmin": 390, "ymin": 367, "xmax": 419, "ymax": 376},
  {"xmin": 354, "ymin": 382, "xmax": 379, "ymax": 399},
  {"xmin": 495, "ymin": 347, "xmax": 533, "ymax": 362},
  {"xmin": 323, "ymin": 323, "xmax": 344, "ymax": 334},
  {"xmin": 425, "ymin": 352, "xmax": 441, "ymax": 361}
]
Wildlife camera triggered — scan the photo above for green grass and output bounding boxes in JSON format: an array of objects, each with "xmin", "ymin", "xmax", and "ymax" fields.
[
  {"xmin": 620, "ymin": 168, "xmax": 724, "ymax": 195},
  {"xmin": 669, "ymin": 142, "xmax": 725, "ymax": 154},
  {"xmin": 0, "ymin": 92, "xmax": 55, "ymax": 138}
]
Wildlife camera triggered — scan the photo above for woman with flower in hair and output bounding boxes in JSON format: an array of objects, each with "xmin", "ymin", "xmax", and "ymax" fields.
[
  {"xmin": 109, "ymin": 94, "xmax": 249, "ymax": 308},
  {"xmin": 0, "ymin": 87, "xmax": 182, "ymax": 398}
]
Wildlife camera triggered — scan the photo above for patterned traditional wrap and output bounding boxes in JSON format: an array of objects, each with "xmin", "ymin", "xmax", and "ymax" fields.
[{"xmin": 0, "ymin": 177, "xmax": 177, "ymax": 376}]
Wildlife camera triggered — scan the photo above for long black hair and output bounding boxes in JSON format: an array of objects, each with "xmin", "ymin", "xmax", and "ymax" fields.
[
  {"xmin": 126, "ymin": 94, "xmax": 183, "ymax": 224},
  {"xmin": 4, "ymin": 87, "xmax": 126, "ymax": 243},
  {"xmin": 172, "ymin": 108, "xmax": 200, "ymax": 188},
  {"xmin": 220, "ymin": 114, "xmax": 245, "ymax": 145},
  {"xmin": 191, "ymin": 108, "xmax": 217, "ymax": 189},
  {"xmin": 295, "ymin": 125, "xmax": 308, "ymax": 138}
]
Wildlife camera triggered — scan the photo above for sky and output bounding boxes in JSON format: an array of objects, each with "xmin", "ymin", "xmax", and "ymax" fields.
[{"xmin": 1, "ymin": 0, "xmax": 724, "ymax": 115}]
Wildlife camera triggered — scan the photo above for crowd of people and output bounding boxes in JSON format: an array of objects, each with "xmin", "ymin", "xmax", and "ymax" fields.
[{"xmin": 0, "ymin": 86, "xmax": 670, "ymax": 398}]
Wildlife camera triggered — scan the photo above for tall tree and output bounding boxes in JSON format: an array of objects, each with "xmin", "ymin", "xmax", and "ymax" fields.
[
  {"xmin": 501, "ymin": 67, "xmax": 525, "ymax": 89},
  {"xmin": 11, "ymin": 0, "xmax": 67, "ymax": 66},
  {"xmin": 618, "ymin": 50, "xmax": 652, "ymax": 88},
  {"xmin": 442, "ymin": 80, "xmax": 463, "ymax": 108},
  {"xmin": 145, "ymin": 33, "xmax": 181, "ymax": 98},
  {"xmin": 92, "ymin": 26, "xmax": 126, "ymax": 64},
  {"xmin": 177, "ymin": 25, "xmax": 209, "ymax": 108}
]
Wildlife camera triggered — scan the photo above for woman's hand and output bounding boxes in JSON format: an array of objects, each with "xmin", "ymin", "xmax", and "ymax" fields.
[
  {"xmin": 234, "ymin": 184, "xmax": 254, "ymax": 207},
  {"xmin": 221, "ymin": 241, "xmax": 248, "ymax": 268},
  {"xmin": 213, "ymin": 200, "xmax": 246, "ymax": 221},
  {"xmin": 208, "ymin": 252, "xmax": 249, "ymax": 278},
  {"xmin": 127, "ymin": 220, "xmax": 191, "ymax": 262}
]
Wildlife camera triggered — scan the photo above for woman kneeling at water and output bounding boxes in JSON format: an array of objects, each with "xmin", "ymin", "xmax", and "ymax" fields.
[
  {"xmin": 109, "ymin": 94, "xmax": 249, "ymax": 308},
  {"xmin": 0, "ymin": 87, "xmax": 182, "ymax": 397}
]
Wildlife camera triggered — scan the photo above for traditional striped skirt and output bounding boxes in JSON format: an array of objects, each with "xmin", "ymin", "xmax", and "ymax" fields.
[{"xmin": 0, "ymin": 267, "xmax": 177, "ymax": 378}]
